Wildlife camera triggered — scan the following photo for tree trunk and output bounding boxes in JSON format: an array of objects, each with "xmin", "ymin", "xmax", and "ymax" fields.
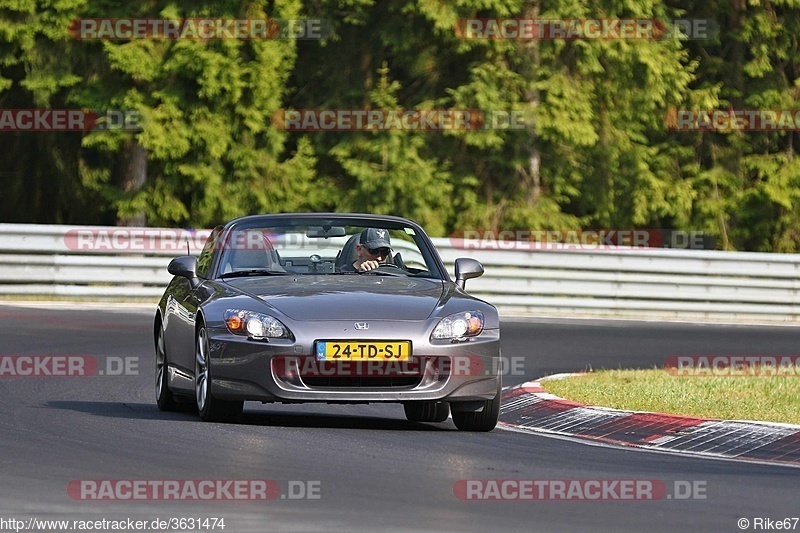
[
  {"xmin": 116, "ymin": 137, "xmax": 147, "ymax": 226},
  {"xmin": 522, "ymin": 1, "xmax": 540, "ymax": 207}
]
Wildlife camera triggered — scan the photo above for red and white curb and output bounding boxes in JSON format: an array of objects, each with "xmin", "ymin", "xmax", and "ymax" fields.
[{"xmin": 498, "ymin": 376, "xmax": 800, "ymax": 467}]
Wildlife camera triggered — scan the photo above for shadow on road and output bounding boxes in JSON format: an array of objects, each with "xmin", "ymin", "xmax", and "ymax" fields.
[{"xmin": 44, "ymin": 400, "xmax": 452, "ymax": 431}]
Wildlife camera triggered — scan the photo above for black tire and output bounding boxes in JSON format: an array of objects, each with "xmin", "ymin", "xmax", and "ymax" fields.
[
  {"xmin": 155, "ymin": 324, "xmax": 178, "ymax": 411},
  {"xmin": 403, "ymin": 401, "xmax": 450, "ymax": 423},
  {"xmin": 195, "ymin": 326, "xmax": 243, "ymax": 422},
  {"xmin": 452, "ymin": 379, "xmax": 502, "ymax": 432}
]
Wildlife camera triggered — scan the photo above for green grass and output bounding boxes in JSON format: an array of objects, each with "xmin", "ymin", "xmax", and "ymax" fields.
[{"xmin": 541, "ymin": 369, "xmax": 800, "ymax": 425}]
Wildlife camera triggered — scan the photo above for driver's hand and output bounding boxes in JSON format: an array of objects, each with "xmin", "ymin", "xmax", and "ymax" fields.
[{"xmin": 358, "ymin": 260, "xmax": 381, "ymax": 272}]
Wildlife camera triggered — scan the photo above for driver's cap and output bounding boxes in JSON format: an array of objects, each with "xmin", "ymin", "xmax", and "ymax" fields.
[{"xmin": 359, "ymin": 228, "xmax": 392, "ymax": 249}]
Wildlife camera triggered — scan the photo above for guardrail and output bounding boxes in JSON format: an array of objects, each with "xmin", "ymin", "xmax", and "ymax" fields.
[{"xmin": 1, "ymin": 223, "xmax": 799, "ymax": 321}]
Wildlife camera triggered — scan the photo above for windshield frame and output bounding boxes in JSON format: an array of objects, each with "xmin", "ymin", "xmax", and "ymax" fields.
[{"xmin": 209, "ymin": 213, "xmax": 448, "ymax": 281}]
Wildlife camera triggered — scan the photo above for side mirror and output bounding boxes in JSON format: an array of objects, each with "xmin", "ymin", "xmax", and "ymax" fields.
[
  {"xmin": 168, "ymin": 256, "xmax": 199, "ymax": 287},
  {"xmin": 454, "ymin": 258, "xmax": 484, "ymax": 290}
]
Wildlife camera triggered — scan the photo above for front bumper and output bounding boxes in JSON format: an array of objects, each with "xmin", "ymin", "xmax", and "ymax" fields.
[{"xmin": 206, "ymin": 326, "xmax": 501, "ymax": 404}]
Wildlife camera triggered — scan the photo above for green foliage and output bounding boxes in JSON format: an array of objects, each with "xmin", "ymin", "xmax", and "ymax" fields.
[
  {"xmin": 1, "ymin": 0, "xmax": 800, "ymax": 250},
  {"xmin": 1, "ymin": 0, "xmax": 329, "ymax": 226},
  {"xmin": 329, "ymin": 63, "xmax": 453, "ymax": 235}
]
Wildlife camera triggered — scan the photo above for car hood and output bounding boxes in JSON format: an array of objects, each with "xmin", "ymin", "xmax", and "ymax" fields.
[{"xmin": 223, "ymin": 276, "xmax": 447, "ymax": 320}]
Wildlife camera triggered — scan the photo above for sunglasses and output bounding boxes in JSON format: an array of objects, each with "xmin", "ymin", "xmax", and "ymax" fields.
[{"xmin": 366, "ymin": 247, "xmax": 391, "ymax": 257}]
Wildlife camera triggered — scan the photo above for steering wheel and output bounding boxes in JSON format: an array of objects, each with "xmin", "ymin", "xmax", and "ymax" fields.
[{"xmin": 361, "ymin": 263, "xmax": 405, "ymax": 276}]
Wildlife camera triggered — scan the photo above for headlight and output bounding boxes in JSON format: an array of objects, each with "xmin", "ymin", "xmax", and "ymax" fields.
[
  {"xmin": 431, "ymin": 310, "xmax": 484, "ymax": 340},
  {"xmin": 224, "ymin": 309, "xmax": 291, "ymax": 340}
]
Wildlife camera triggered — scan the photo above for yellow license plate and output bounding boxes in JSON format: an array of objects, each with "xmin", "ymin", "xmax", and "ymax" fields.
[{"xmin": 315, "ymin": 341, "xmax": 411, "ymax": 361}]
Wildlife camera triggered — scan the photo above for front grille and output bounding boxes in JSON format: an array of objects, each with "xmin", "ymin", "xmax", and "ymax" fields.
[
  {"xmin": 272, "ymin": 355, "xmax": 449, "ymax": 389},
  {"xmin": 301, "ymin": 375, "xmax": 423, "ymax": 388}
]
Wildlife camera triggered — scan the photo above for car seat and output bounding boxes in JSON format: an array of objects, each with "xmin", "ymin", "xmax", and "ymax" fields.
[
  {"xmin": 221, "ymin": 231, "xmax": 286, "ymax": 274},
  {"xmin": 334, "ymin": 234, "xmax": 361, "ymax": 271}
]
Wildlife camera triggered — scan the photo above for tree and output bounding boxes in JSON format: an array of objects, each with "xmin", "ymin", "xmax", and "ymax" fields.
[
  {"xmin": 329, "ymin": 64, "xmax": 453, "ymax": 235},
  {"xmin": 1, "ymin": 0, "xmax": 332, "ymax": 227}
]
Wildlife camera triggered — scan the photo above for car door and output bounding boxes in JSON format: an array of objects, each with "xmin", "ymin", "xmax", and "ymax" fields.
[{"xmin": 164, "ymin": 226, "xmax": 223, "ymax": 386}]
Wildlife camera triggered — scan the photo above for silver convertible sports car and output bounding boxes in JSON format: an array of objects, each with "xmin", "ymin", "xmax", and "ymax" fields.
[{"xmin": 154, "ymin": 213, "xmax": 501, "ymax": 431}]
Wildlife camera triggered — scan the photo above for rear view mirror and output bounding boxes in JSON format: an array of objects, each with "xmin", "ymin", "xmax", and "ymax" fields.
[{"xmin": 306, "ymin": 226, "xmax": 346, "ymax": 238}]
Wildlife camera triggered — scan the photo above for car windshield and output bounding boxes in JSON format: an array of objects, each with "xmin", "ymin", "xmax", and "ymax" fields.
[{"xmin": 217, "ymin": 217, "xmax": 443, "ymax": 279}]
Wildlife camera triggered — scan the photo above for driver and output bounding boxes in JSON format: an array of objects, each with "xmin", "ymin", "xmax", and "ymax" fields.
[{"xmin": 343, "ymin": 228, "xmax": 392, "ymax": 272}]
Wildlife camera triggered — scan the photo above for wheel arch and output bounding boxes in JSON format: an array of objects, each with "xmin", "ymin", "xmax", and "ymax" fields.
[
  {"xmin": 153, "ymin": 310, "xmax": 163, "ymax": 350},
  {"xmin": 195, "ymin": 308, "xmax": 207, "ymax": 334}
]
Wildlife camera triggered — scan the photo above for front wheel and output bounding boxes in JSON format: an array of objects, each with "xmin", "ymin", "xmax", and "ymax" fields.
[
  {"xmin": 452, "ymin": 379, "xmax": 501, "ymax": 432},
  {"xmin": 155, "ymin": 324, "xmax": 178, "ymax": 411},
  {"xmin": 195, "ymin": 326, "xmax": 243, "ymax": 422}
]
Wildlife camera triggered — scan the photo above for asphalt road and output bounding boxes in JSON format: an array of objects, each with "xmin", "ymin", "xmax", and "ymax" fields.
[{"xmin": 0, "ymin": 304, "xmax": 797, "ymax": 532}]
